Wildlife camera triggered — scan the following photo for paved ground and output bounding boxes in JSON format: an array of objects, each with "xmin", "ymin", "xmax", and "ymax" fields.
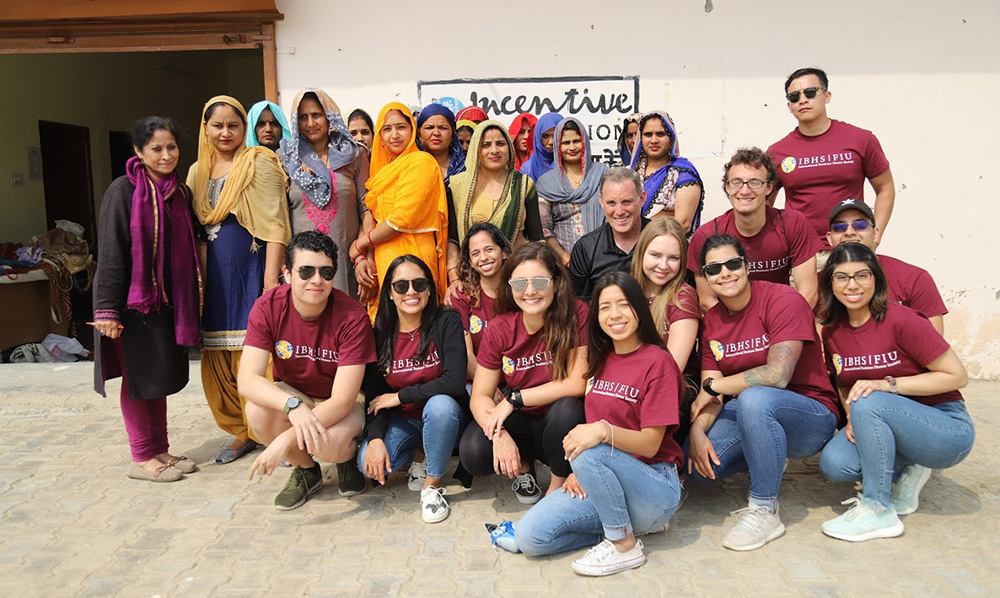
[{"xmin": 1, "ymin": 362, "xmax": 998, "ymax": 597}]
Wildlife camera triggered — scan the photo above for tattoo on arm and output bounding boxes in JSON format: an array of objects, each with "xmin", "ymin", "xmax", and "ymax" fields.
[{"xmin": 743, "ymin": 341, "xmax": 803, "ymax": 389}]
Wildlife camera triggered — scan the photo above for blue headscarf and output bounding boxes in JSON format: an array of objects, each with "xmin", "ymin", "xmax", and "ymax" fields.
[
  {"xmin": 415, "ymin": 103, "xmax": 465, "ymax": 182},
  {"xmin": 629, "ymin": 111, "xmax": 704, "ymax": 232},
  {"xmin": 535, "ymin": 117, "xmax": 608, "ymax": 234},
  {"xmin": 519, "ymin": 112, "xmax": 562, "ymax": 181},
  {"xmin": 245, "ymin": 100, "xmax": 292, "ymax": 148}
]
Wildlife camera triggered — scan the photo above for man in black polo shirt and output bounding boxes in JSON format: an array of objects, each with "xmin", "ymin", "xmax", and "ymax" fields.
[{"xmin": 569, "ymin": 167, "xmax": 647, "ymax": 300}]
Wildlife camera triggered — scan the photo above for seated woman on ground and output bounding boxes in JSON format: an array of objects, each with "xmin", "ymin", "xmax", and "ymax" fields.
[
  {"xmin": 817, "ymin": 242, "xmax": 974, "ymax": 542},
  {"xmin": 687, "ymin": 234, "xmax": 839, "ymax": 551},
  {"xmin": 494, "ymin": 272, "xmax": 685, "ymax": 578},
  {"xmin": 459, "ymin": 243, "xmax": 588, "ymax": 503},
  {"xmin": 357, "ymin": 255, "xmax": 468, "ymax": 524}
]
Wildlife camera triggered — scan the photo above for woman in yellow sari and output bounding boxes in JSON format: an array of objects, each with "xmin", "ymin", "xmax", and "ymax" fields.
[{"xmin": 350, "ymin": 102, "xmax": 448, "ymax": 316}]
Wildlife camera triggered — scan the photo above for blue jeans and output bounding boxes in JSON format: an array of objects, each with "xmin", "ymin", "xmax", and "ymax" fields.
[
  {"xmin": 819, "ymin": 394, "xmax": 974, "ymax": 507},
  {"xmin": 514, "ymin": 443, "xmax": 682, "ymax": 557},
  {"xmin": 686, "ymin": 387, "xmax": 837, "ymax": 509},
  {"xmin": 356, "ymin": 394, "xmax": 465, "ymax": 479}
]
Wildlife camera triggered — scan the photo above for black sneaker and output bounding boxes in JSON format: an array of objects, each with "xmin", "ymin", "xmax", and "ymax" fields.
[
  {"xmin": 274, "ymin": 463, "xmax": 322, "ymax": 511},
  {"xmin": 511, "ymin": 471, "xmax": 542, "ymax": 504},
  {"xmin": 337, "ymin": 460, "xmax": 366, "ymax": 496}
]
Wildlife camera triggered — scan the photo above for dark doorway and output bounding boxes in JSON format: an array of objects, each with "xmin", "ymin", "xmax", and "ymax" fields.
[
  {"xmin": 38, "ymin": 120, "xmax": 97, "ymax": 244},
  {"xmin": 109, "ymin": 130, "xmax": 131, "ymax": 181}
]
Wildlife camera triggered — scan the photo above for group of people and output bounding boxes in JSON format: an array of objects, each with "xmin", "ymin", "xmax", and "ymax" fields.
[{"xmin": 92, "ymin": 67, "xmax": 974, "ymax": 577}]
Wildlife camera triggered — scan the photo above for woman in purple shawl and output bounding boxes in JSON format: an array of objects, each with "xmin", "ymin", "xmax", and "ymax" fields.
[
  {"xmin": 93, "ymin": 116, "xmax": 202, "ymax": 483},
  {"xmin": 519, "ymin": 112, "xmax": 563, "ymax": 182},
  {"xmin": 629, "ymin": 111, "xmax": 704, "ymax": 234}
]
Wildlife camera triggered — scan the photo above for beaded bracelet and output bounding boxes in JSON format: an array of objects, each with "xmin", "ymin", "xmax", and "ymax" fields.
[{"xmin": 600, "ymin": 419, "xmax": 614, "ymax": 455}]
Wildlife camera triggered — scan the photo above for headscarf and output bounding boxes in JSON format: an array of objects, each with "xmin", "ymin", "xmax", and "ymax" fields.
[
  {"xmin": 628, "ymin": 110, "xmax": 704, "ymax": 231},
  {"xmin": 448, "ymin": 121, "xmax": 529, "ymax": 243},
  {"xmin": 277, "ymin": 89, "xmax": 360, "ymax": 210},
  {"xmin": 617, "ymin": 112, "xmax": 642, "ymax": 166},
  {"xmin": 519, "ymin": 112, "xmax": 562, "ymax": 181},
  {"xmin": 414, "ymin": 103, "xmax": 466, "ymax": 181},
  {"xmin": 535, "ymin": 117, "xmax": 608, "ymax": 233},
  {"xmin": 125, "ymin": 156, "xmax": 200, "ymax": 347},
  {"xmin": 245, "ymin": 100, "xmax": 292, "ymax": 148},
  {"xmin": 508, "ymin": 113, "xmax": 538, "ymax": 170},
  {"xmin": 455, "ymin": 106, "xmax": 488, "ymax": 124}
]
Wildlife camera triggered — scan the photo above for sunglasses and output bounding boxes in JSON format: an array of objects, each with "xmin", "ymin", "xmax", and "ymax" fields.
[
  {"xmin": 296, "ymin": 265, "xmax": 335, "ymax": 281},
  {"xmin": 508, "ymin": 276, "xmax": 552, "ymax": 293},
  {"xmin": 830, "ymin": 220, "xmax": 871, "ymax": 234},
  {"xmin": 785, "ymin": 87, "xmax": 824, "ymax": 103},
  {"xmin": 391, "ymin": 277, "xmax": 430, "ymax": 294},
  {"xmin": 701, "ymin": 256, "xmax": 746, "ymax": 277}
]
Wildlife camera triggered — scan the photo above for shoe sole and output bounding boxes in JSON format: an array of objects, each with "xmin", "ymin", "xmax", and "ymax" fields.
[
  {"xmin": 572, "ymin": 553, "xmax": 646, "ymax": 576},
  {"xmin": 274, "ymin": 479, "xmax": 323, "ymax": 511},
  {"xmin": 422, "ymin": 506, "xmax": 450, "ymax": 524},
  {"xmin": 821, "ymin": 521, "xmax": 904, "ymax": 542},
  {"xmin": 722, "ymin": 523, "xmax": 786, "ymax": 551},
  {"xmin": 127, "ymin": 468, "xmax": 183, "ymax": 483},
  {"xmin": 892, "ymin": 467, "xmax": 933, "ymax": 515},
  {"xmin": 515, "ymin": 491, "xmax": 542, "ymax": 505},
  {"xmin": 338, "ymin": 484, "xmax": 366, "ymax": 497}
]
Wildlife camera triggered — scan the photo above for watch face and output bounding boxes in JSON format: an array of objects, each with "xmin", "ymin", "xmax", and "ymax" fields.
[{"xmin": 285, "ymin": 397, "xmax": 301, "ymax": 412}]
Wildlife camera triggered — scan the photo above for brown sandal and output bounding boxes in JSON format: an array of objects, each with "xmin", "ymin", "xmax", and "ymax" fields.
[{"xmin": 128, "ymin": 462, "xmax": 183, "ymax": 482}]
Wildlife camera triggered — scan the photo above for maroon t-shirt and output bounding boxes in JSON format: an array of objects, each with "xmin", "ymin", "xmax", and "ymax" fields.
[
  {"xmin": 451, "ymin": 284, "xmax": 497, "ymax": 354},
  {"xmin": 822, "ymin": 304, "xmax": 962, "ymax": 406},
  {"xmin": 384, "ymin": 330, "xmax": 444, "ymax": 419},
  {"xmin": 700, "ymin": 281, "xmax": 838, "ymax": 418},
  {"xmin": 768, "ymin": 120, "xmax": 890, "ymax": 249},
  {"xmin": 585, "ymin": 344, "xmax": 684, "ymax": 468},
  {"xmin": 245, "ymin": 286, "xmax": 376, "ymax": 399},
  {"xmin": 477, "ymin": 300, "xmax": 589, "ymax": 417},
  {"xmin": 879, "ymin": 255, "xmax": 948, "ymax": 319},
  {"xmin": 687, "ymin": 206, "xmax": 820, "ymax": 283},
  {"xmin": 653, "ymin": 283, "xmax": 700, "ymax": 379}
]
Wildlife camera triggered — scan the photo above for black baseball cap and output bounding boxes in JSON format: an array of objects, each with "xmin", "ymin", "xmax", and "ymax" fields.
[{"xmin": 828, "ymin": 198, "xmax": 875, "ymax": 226}]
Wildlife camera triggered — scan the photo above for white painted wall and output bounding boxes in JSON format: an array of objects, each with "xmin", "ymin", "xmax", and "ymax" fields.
[{"xmin": 274, "ymin": 0, "xmax": 1000, "ymax": 378}]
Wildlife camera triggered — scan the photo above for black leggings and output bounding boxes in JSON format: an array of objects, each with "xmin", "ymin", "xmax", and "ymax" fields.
[{"xmin": 459, "ymin": 396, "xmax": 585, "ymax": 479}]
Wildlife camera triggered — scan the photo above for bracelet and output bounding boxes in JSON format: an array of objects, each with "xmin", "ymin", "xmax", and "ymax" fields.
[
  {"xmin": 504, "ymin": 387, "xmax": 524, "ymax": 410},
  {"xmin": 702, "ymin": 377, "xmax": 721, "ymax": 397},
  {"xmin": 600, "ymin": 419, "xmax": 614, "ymax": 455},
  {"xmin": 367, "ymin": 230, "xmax": 375, "ymax": 248},
  {"xmin": 353, "ymin": 254, "xmax": 367, "ymax": 267},
  {"xmin": 352, "ymin": 238, "xmax": 362, "ymax": 255},
  {"xmin": 884, "ymin": 375, "xmax": 898, "ymax": 394}
]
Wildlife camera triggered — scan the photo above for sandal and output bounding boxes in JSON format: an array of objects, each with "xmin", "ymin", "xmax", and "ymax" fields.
[
  {"xmin": 215, "ymin": 440, "xmax": 259, "ymax": 464},
  {"xmin": 128, "ymin": 462, "xmax": 183, "ymax": 483}
]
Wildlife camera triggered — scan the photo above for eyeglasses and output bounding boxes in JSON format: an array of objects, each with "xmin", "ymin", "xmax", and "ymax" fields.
[
  {"xmin": 832, "ymin": 270, "xmax": 874, "ymax": 285},
  {"xmin": 508, "ymin": 277, "xmax": 552, "ymax": 293},
  {"xmin": 725, "ymin": 178, "xmax": 767, "ymax": 191},
  {"xmin": 786, "ymin": 87, "xmax": 825, "ymax": 103},
  {"xmin": 701, "ymin": 256, "xmax": 745, "ymax": 277},
  {"xmin": 830, "ymin": 220, "xmax": 871, "ymax": 234},
  {"xmin": 391, "ymin": 278, "xmax": 430, "ymax": 294},
  {"xmin": 296, "ymin": 265, "xmax": 335, "ymax": 281}
]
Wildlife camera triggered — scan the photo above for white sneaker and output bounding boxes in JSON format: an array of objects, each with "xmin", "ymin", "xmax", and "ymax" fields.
[
  {"xmin": 407, "ymin": 461, "xmax": 427, "ymax": 491},
  {"xmin": 891, "ymin": 464, "xmax": 932, "ymax": 515},
  {"xmin": 420, "ymin": 486, "xmax": 449, "ymax": 523},
  {"xmin": 822, "ymin": 495, "xmax": 904, "ymax": 542},
  {"xmin": 571, "ymin": 539, "xmax": 646, "ymax": 576},
  {"xmin": 721, "ymin": 504, "xmax": 785, "ymax": 551}
]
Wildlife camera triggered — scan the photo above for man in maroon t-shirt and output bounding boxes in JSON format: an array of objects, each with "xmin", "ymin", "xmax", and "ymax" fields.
[
  {"xmin": 826, "ymin": 198, "xmax": 947, "ymax": 335},
  {"xmin": 767, "ymin": 67, "xmax": 895, "ymax": 255},
  {"xmin": 688, "ymin": 147, "xmax": 820, "ymax": 312},
  {"xmin": 240, "ymin": 231, "xmax": 377, "ymax": 510}
]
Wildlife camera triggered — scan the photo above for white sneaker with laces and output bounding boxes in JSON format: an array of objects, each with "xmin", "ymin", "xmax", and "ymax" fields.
[
  {"xmin": 420, "ymin": 486, "xmax": 449, "ymax": 523},
  {"xmin": 407, "ymin": 461, "xmax": 427, "ymax": 491},
  {"xmin": 721, "ymin": 504, "xmax": 785, "ymax": 551},
  {"xmin": 891, "ymin": 464, "xmax": 932, "ymax": 515},
  {"xmin": 821, "ymin": 495, "xmax": 904, "ymax": 542},
  {"xmin": 571, "ymin": 539, "xmax": 646, "ymax": 576},
  {"xmin": 511, "ymin": 471, "xmax": 542, "ymax": 504}
]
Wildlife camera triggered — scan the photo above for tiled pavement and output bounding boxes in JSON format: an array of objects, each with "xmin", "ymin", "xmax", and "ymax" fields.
[{"xmin": 1, "ymin": 363, "xmax": 997, "ymax": 597}]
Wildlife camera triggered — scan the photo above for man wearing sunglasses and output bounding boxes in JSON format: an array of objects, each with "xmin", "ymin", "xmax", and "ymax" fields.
[
  {"xmin": 827, "ymin": 199, "xmax": 946, "ymax": 335},
  {"xmin": 569, "ymin": 168, "xmax": 648, "ymax": 300},
  {"xmin": 688, "ymin": 147, "xmax": 821, "ymax": 312},
  {"xmin": 767, "ymin": 67, "xmax": 895, "ymax": 256},
  {"xmin": 239, "ymin": 231, "xmax": 377, "ymax": 510}
]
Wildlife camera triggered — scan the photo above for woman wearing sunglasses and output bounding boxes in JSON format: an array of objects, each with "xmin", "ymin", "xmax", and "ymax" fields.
[
  {"xmin": 451, "ymin": 222, "xmax": 512, "ymax": 380},
  {"xmin": 816, "ymin": 243, "xmax": 973, "ymax": 542},
  {"xmin": 687, "ymin": 234, "xmax": 839, "ymax": 551},
  {"xmin": 357, "ymin": 255, "xmax": 468, "ymax": 523},
  {"xmin": 459, "ymin": 243, "xmax": 589, "ymax": 504},
  {"xmin": 507, "ymin": 272, "xmax": 684, "ymax": 576}
]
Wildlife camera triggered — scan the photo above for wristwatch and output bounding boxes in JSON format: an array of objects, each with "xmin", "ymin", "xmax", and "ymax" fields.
[
  {"xmin": 884, "ymin": 376, "xmax": 898, "ymax": 394},
  {"xmin": 283, "ymin": 396, "xmax": 302, "ymax": 414},
  {"xmin": 702, "ymin": 377, "xmax": 721, "ymax": 397}
]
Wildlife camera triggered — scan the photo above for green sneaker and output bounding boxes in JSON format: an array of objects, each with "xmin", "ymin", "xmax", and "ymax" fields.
[
  {"xmin": 891, "ymin": 464, "xmax": 932, "ymax": 515},
  {"xmin": 274, "ymin": 464, "xmax": 323, "ymax": 511},
  {"xmin": 337, "ymin": 460, "xmax": 366, "ymax": 496},
  {"xmin": 821, "ymin": 495, "xmax": 904, "ymax": 542}
]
